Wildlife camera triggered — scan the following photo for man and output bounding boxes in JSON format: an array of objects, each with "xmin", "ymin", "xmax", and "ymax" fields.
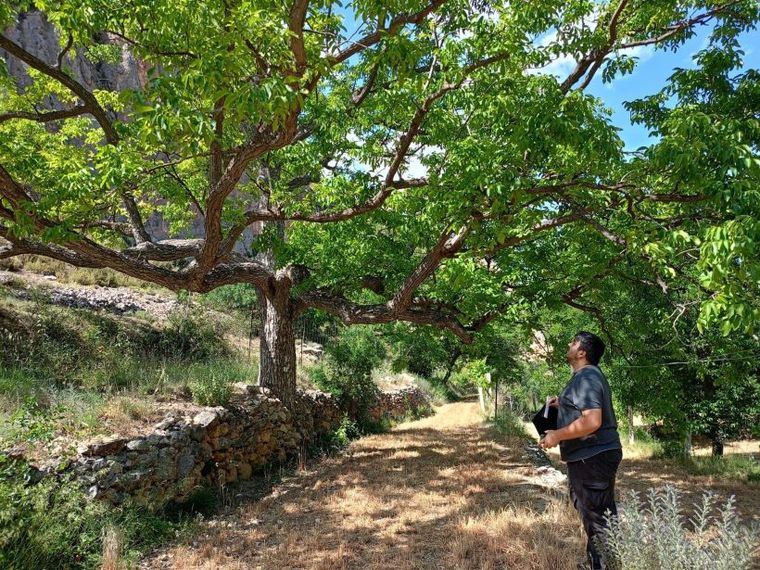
[{"xmin": 539, "ymin": 331, "xmax": 622, "ymax": 570}]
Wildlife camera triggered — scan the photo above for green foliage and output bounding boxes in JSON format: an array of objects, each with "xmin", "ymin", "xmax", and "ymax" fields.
[
  {"xmin": 159, "ymin": 309, "xmax": 227, "ymax": 361},
  {"xmin": 0, "ymin": 456, "xmax": 192, "ymax": 569},
  {"xmin": 323, "ymin": 415, "xmax": 362, "ymax": 449},
  {"xmin": 0, "ymin": 293, "xmax": 228, "ymax": 389},
  {"xmin": 386, "ymin": 324, "xmax": 450, "ymax": 379},
  {"xmin": 598, "ymin": 486, "xmax": 759, "ymax": 570},
  {"xmin": 450, "ymin": 358, "xmax": 492, "ymax": 392},
  {"xmin": 674, "ymin": 455, "xmax": 760, "ymax": 483},
  {"xmin": 190, "ymin": 373, "xmax": 232, "ymax": 407},
  {"xmin": 491, "ymin": 409, "xmax": 529, "ymax": 439},
  {"xmin": 201, "ymin": 284, "xmax": 257, "ymax": 311},
  {"xmin": 0, "ymin": 0, "xmax": 758, "ymax": 430},
  {"xmin": 309, "ymin": 326, "xmax": 386, "ymax": 424}
]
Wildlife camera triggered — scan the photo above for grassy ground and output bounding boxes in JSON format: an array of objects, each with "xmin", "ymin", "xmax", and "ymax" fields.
[
  {"xmin": 142, "ymin": 402, "xmax": 587, "ymax": 569},
  {"xmin": 0, "ymin": 254, "xmax": 164, "ymax": 290},
  {"xmin": 534, "ymin": 424, "xmax": 760, "ymax": 522},
  {"xmin": 0, "ymin": 285, "xmax": 259, "ymax": 455}
]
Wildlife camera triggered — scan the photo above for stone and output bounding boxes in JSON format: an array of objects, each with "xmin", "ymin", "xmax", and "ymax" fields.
[
  {"xmin": 177, "ymin": 450, "xmax": 196, "ymax": 478},
  {"xmin": 126, "ymin": 438, "xmax": 151, "ymax": 452},
  {"xmin": 154, "ymin": 416, "xmax": 177, "ymax": 430},
  {"xmin": 192, "ymin": 410, "xmax": 220, "ymax": 430},
  {"xmin": 146, "ymin": 433, "xmax": 170, "ymax": 447},
  {"xmin": 78, "ymin": 436, "xmax": 129, "ymax": 457}
]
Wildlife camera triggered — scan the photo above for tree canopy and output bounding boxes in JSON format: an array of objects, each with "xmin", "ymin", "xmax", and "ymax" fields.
[{"xmin": 1, "ymin": 0, "xmax": 758, "ymax": 402}]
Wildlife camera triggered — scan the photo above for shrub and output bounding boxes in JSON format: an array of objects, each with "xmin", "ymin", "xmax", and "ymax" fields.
[
  {"xmin": 0, "ymin": 456, "xmax": 190, "ymax": 569},
  {"xmin": 491, "ymin": 409, "xmax": 529, "ymax": 439},
  {"xmin": 158, "ymin": 310, "xmax": 226, "ymax": 360},
  {"xmin": 309, "ymin": 326, "xmax": 386, "ymax": 424},
  {"xmin": 597, "ymin": 486, "xmax": 759, "ymax": 570},
  {"xmin": 201, "ymin": 283, "xmax": 256, "ymax": 310},
  {"xmin": 190, "ymin": 373, "xmax": 232, "ymax": 406}
]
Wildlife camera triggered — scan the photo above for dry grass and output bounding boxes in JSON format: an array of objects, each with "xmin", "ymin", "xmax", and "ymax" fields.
[
  {"xmin": 143, "ymin": 402, "xmax": 585, "ymax": 569},
  {"xmin": 527, "ymin": 423, "xmax": 760, "ymax": 523}
]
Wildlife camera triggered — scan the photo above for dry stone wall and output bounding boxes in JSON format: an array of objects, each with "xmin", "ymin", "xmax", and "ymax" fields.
[
  {"xmin": 35, "ymin": 386, "xmax": 429, "ymax": 508},
  {"xmin": 368, "ymin": 387, "xmax": 433, "ymax": 422}
]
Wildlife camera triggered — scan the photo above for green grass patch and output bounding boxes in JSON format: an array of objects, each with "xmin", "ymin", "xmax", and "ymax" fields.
[
  {"xmin": 679, "ymin": 454, "xmax": 760, "ymax": 482},
  {"xmin": 490, "ymin": 409, "xmax": 530, "ymax": 439},
  {"xmin": 0, "ymin": 455, "xmax": 200, "ymax": 569}
]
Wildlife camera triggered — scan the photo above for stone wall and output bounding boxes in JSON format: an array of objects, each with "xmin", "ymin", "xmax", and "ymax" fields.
[
  {"xmin": 368, "ymin": 387, "xmax": 433, "ymax": 422},
  {"xmin": 35, "ymin": 385, "xmax": 428, "ymax": 508}
]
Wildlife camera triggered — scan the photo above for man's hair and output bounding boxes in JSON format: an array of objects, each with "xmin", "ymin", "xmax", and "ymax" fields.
[{"xmin": 574, "ymin": 331, "xmax": 605, "ymax": 365}]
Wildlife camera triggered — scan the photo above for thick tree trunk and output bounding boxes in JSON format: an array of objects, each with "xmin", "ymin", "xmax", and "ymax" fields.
[
  {"xmin": 257, "ymin": 291, "xmax": 297, "ymax": 407},
  {"xmin": 711, "ymin": 438, "xmax": 724, "ymax": 456}
]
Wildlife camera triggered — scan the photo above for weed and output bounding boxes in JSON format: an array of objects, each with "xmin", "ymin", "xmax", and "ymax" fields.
[
  {"xmin": 190, "ymin": 373, "xmax": 232, "ymax": 406},
  {"xmin": 0, "ymin": 455, "xmax": 196, "ymax": 569},
  {"xmin": 490, "ymin": 409, "xmax": 530, "ymax": 439},
  {"xmin": 598, "ymin": 486, "xmax": 759, "ymax": 570}
]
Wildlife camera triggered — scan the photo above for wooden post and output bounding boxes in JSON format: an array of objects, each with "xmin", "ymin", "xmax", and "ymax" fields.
[
  {"xmin": 627, "ymin": 406, "xmax": 635, "ymax": 445},
  {"xmin": 478, "ymin": 386, "xmax": 486, "ymax": 413}
]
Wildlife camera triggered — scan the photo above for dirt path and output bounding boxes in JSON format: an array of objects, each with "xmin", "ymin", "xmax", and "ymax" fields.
[
  {"xmin": 142, "ymin": 403, "xmax": 760, "ymax": 569},
  {"xmin": 143, "ymin": 402, "xmax": 585, "ymax": 569}
]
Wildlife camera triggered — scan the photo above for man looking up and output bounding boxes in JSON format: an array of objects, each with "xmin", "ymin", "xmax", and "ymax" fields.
[{"xmin": 539, "ymin": 331, "xmax": 622, "ymax": 570}]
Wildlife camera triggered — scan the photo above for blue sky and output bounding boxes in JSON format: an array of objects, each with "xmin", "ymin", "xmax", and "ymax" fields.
[
  {"xmin": 584, "ymin": 27, "xmax": 759, "ymax": 150},
  {"xmin": 335, "ymin": 7, "xmax": 758, "ymax": 175}
]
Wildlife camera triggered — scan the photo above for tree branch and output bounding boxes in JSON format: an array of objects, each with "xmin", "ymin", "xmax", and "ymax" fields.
[
  {"xmin": 0, "ymin": 34, "xmax": 119, "ymax": 143},
  {"xmin": 390, "ymin": 225, "xmax": 469, "ymax": 311},
  {"xmin": 300, "ymin": 289, "xmax": 473, "ymax": 343},
  {"xmin": 560, "ymin": 3, "xmax": 733, "ymax": 92},
  {"xmin": 0, "ymin": 105, "xmax": 89, "ymax": 124},
  {"xmin": 327, "ymin": 0, "xmax": 448, "ymax": 65}
]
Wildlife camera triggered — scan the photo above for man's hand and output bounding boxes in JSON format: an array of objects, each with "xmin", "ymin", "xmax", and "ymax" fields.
[
  {"xmin": 539, "ymin": 430, "xmax": 560, "ymax": 449},
  {"xmin": 547, "ymin": 396, "xmax": 559, "ymax": 408}
]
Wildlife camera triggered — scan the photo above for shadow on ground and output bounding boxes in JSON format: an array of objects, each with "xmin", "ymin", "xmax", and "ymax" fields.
[{"xmin": 142, "ymin": 402, "xmax": 585, "ymax": 569}]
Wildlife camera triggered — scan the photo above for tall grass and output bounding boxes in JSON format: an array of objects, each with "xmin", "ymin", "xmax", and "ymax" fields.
[
  {"xmin": 0, "ymin": 455, "xmax": 199, "ymax": 569},
  {"xmin": 0, "ymin": 291, "xmax": 257, "ymax": 446}
]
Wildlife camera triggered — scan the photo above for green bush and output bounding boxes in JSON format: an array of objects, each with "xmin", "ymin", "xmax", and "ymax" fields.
[
  {"xmin": 0, "ymin": 456, "xmax": 190, "ymax": 569},
  {"xmin": 309, "ymin": 326, "xmax": 386, "ymax": 425},
  {"xmin": 157, "ymin": 310, "xmax": 226, "ymax": 360},
  {"xmin": 598, "ymin": 486, "xmax": 759, "ymax": 570},
  {"xmin": 491, "ymin": 409, "xmax": 529, "ymax": 438},
  {"xmin": 449, "ymin": 358, "xmax": 491, "ymax": 395},
  {"xmin": 201, "ymin": 283, "xmax": 256, "ymax": 310},
  {"xmin": 190, "ymin": 373, "xmax": 232, "ymax": 406}
]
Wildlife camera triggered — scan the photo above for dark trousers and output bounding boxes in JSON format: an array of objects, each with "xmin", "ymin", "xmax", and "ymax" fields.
[{"xmin": 567, "ymin": 448, "xmax": 623, "ymax": 569}]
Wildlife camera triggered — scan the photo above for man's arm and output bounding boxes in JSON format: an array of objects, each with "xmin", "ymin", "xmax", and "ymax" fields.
[{"xmin": 539, "ymin": 409, "xmax": 602, "ymax": 449}]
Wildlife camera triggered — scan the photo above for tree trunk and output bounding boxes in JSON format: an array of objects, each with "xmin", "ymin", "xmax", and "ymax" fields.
[
  {"xmin": 627, "ymin": 405, "xmax": 635, "ymax": 445},
  {"xmin": 257, "ymin": 291, "xmax": 297, "ymax": 407},
  {"xmin": 711, "ymin": 438, "xmax": 724, "ymax": 456}
]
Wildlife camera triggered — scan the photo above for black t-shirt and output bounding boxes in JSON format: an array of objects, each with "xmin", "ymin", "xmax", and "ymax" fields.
[{"xmin": 557, "ymin": 365, "xmax": 621, "ymax": 462}]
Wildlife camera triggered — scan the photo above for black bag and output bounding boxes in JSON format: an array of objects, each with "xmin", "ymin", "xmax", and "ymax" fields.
[{"xmin": 531, "ymin": 404, "xmax": 558, "ymax": 436}]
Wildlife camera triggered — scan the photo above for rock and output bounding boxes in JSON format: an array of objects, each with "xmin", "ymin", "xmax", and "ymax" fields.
[
  {"xmin": 177, "ymin": 450, "xmax": 196, "ymax": 478},
  {"xmin": 154, "ymin": 416, "xmax": 177, "ymax": 430},
  {"xmin": 192, "ymin": 410, "xmax": 220, "ymax": 430},
  {"xmin": 78, "ymin": 436, "xmax": 128, "ymax": 457},
  {"xmin": 126, "ymin": 438, "xmax": 151, "ymax": 452}
]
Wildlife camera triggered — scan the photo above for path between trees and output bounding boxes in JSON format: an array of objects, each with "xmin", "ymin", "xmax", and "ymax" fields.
[
  {"xmin": 143, "ymin": 402, "xmax": 586, "ymax": 569},
  {"xmin": 142, "ymin": 402, "xmax": 760, "ymax": 569}
]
